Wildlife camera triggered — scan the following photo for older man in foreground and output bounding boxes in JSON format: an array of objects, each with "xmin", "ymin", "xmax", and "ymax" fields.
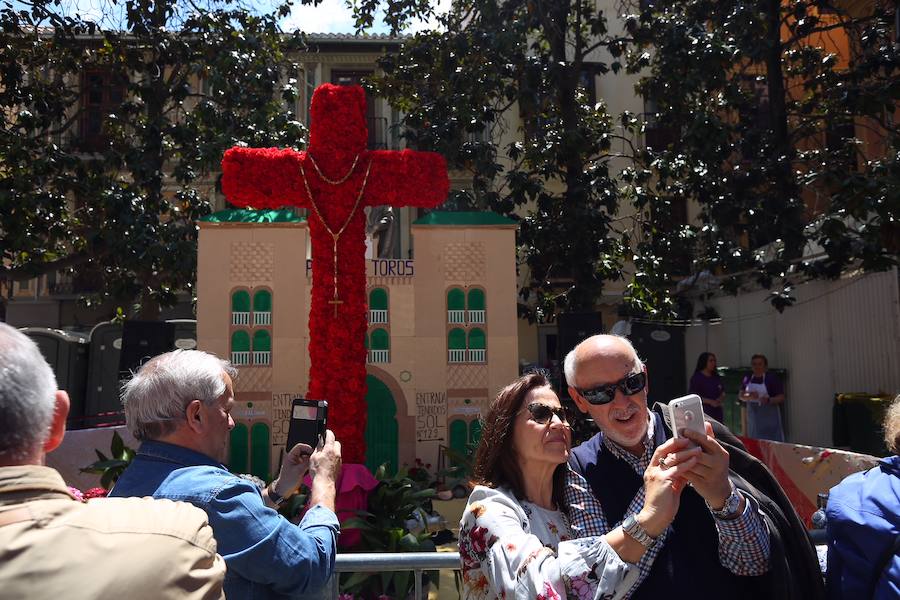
[
  {"xmin": 0, "ymin": 324, "xmax": 225, "ymax": 599},
  {"xmin": 563, "ymin": 334, "xmax": 823, "ymax": 599}
]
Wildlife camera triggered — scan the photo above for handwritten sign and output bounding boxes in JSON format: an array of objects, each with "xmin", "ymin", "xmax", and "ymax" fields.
[
  {"xmin": 416, "ymin": 391, "xmax": 447, "ymax": 442},
  {"xmin": 271, "ymin": 393, "xmax": 294, "ymax": 447}
]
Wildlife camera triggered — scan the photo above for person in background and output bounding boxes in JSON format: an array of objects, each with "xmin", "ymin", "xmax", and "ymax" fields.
[
  {"xmin": 825, "ymin": 395, "xmax": 900, "ymax": 599},
  {"xmin": 459, "ymin": 372, "xmax": 698, "ymax": 599},
  {"xmin": 689, "ymin": 351, "xmax": 726, "ymax": 423},
  {"xmin": 740, "ymin": 354, "xmax": 785, "ymax": 441},
  {"xmin": 0, "ymin": 323, "xmax": 225, "ymax": 599}
]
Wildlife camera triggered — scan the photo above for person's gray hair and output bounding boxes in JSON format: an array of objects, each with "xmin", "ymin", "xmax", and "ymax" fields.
[
  {"xmin": 563, "ymin": 334, "xmax": 644, "ymax": 386},
  {"xmin": 122, "ymin": 349, "xmax": 237, "ymax": 441},
  {"xmin": 885, "ymin": 394, "xmax": 900, "ymax": 455},
  {"xmin": 0, "ymin": 323, "xmax": 57, "ymax": 462}
]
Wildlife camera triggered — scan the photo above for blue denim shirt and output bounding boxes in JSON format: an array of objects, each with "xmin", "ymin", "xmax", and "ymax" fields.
[
  {"xmin": 826, "ymin": 455, "xmax": 900, "ymax": 599},
  {"xmin": 110, "ymin": 440, "xmax": 339, "ymax": 600}
]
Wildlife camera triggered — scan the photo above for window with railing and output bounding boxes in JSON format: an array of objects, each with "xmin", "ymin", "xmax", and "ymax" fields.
[
  {"xmin": 253, "ymin": 330, "xmax": 271, "ymax": 366},
  {"xmin": 369, "ymin": 328, "xmax": 389, "ymax": 363},
  {"xmin": 467, "ymin": 288, "xmax": 486, "ymax": 324},
  {"xmin": 231, "ymin": 331, "xmax": 250, "ymax": 365},
  {"xmin": 448, "ymin": 328, "xmax": 467, "ymax": 363},
  {"xmin": 468, "ymin": 328, "xmax": 486, "ymax": 363},
  {"xmin": 232, "ymin": 290, "xmax": 251, "ymax": 325},
  {"xmin": 253, "ymin": 290, "xmax": 272, "ymax": 326},
  {"xmin": 447, "ymin": 288, "xmax": 465, "ymax": 324},
  {"xmin": 369, "ymin": 288, "xmax": 388, "ymax": 324}
]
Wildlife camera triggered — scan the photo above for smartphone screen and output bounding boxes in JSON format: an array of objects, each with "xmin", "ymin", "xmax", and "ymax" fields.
[{"xmin": 286, "ymin": 399, "xmax": 326, "ymax": 451}]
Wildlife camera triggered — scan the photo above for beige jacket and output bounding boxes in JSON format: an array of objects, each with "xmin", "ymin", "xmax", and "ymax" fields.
[{"xmin": 0, "ymin": 465, "xmax": 226, "ymax": 600}]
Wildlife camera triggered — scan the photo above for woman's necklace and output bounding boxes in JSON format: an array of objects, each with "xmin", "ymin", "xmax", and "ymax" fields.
[{"xmin": 299, "ymin": 155, "xmax": 372, "ymax": 316}]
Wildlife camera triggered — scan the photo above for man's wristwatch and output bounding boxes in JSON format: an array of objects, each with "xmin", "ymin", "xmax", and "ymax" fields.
[
  {"xmin": 622, "ymin": 514, "xmax": 657, "ymax": 549},
  {"xmin": 267, "ymin": 481, "xmax": 291, "ymax": 507},
  {"xmin": 708, "ymin": 483, "xmax": 742, "ymax": 520}
]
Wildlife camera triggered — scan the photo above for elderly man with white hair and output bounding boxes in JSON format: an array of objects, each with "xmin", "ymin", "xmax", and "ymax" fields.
[
  {"xmin": 0, "ymin": 322, "xmax": 225, "ymax": 599},
  {"xmin": 111, "ymin": 349, "xmax": 342, "ymax": 600}
]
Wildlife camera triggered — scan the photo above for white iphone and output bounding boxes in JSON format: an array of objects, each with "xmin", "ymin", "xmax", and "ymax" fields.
[{"xmin": 669, "ymin": 394, "xmax": 707, "ymax": 445}]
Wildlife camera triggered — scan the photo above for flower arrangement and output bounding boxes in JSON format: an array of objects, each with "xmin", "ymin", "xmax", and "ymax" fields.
[{"xmin": 220, "ymin": 83, "xmax": 449, "ymax": 463}]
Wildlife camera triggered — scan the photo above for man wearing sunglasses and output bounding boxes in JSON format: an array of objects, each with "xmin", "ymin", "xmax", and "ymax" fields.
[{"xmin": 558, "ymin": 334, "xmax": 812, "ymax": 599}]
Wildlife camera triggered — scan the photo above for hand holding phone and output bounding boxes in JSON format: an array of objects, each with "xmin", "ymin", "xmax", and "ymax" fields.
[
  {"xmin": 668, "ymin": 394, "xmax": 707, "ymax": 446},
  {"xmin": 286, "ymin": 398, "xmax": 328, "ymax": 452}
]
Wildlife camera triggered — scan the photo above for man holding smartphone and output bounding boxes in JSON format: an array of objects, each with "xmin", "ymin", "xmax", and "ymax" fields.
[
  {"xmin": 111, "ymin": 349, "xmax": 342, "ymax": 600},
  {"xmin": 561, "ymin": 335, "xmax": 821, "ymax": 599}
]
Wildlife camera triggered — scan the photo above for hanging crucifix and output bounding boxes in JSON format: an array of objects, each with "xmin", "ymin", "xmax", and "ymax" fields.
[{"xmin": 221, "ymin": 84, "xmax": 449, "ymax": 463}]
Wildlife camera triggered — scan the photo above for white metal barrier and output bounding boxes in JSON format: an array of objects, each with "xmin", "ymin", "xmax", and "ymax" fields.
[{"xmin": 328, "ymin": 552, "xmax": 461, "ymax": 599}]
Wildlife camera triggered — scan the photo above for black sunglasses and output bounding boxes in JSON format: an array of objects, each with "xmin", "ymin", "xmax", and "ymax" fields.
[
  {"xmin": 575, "ymin": 371, "xmax": 647, "ymax": 405},
  {"xmin": 522, "ymin": 402, "xmax": 569, "ymax": 425}
]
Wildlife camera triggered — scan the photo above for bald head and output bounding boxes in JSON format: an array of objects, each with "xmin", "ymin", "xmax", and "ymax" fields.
[{"xmin": 564, "ymin": 334, "xmax": 643, "ymax": 389}]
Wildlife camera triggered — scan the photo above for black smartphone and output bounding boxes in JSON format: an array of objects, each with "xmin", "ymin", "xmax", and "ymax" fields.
[{"xmin": 286, "ymin": 398, "xmax": 328, "ymax": 452}]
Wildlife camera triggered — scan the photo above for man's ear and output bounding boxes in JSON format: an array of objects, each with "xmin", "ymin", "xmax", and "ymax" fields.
[
  {"xmin": 184, "ymin": 399, "xmax": 204, "ymax": 434},
  {"xmin": 43, "ymin": 390, "xmax": 70, "ymax": 455},
  {"xmin": 643, "ymin": 364, "xmax": 650, "ymax": 396},
  {"xmin": 569, "ymin": 387, "xmax": 589, "ymax": 413}
]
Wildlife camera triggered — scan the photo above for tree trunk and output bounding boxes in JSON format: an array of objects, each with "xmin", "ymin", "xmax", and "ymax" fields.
[{"xmin": 764, "ymin": 0, "xmax": 805, "ymax": 260}]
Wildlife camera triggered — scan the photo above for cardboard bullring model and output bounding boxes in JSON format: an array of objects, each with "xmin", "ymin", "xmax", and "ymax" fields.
[{"xmin": 197, "ymin": 84, "xmax": 519, "ymax": 480}]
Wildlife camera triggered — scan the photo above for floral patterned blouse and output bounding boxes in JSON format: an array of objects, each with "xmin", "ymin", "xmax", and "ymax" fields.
[{"xmin": 459, "ymin": 486, "xmax": 638, "ymax": 600}]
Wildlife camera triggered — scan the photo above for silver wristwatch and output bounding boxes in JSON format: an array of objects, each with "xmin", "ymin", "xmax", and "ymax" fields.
[
  {"xmin": 621, "ymin": 514, "xmax": 656, "ymax": 549},
  {"xmin": 708, "ymin": 484, "xmax": 742, "ymax": 520}
]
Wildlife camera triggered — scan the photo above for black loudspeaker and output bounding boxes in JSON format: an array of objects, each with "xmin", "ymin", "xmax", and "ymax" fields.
[
  {"xmin": 629, "ymin": 322, "xmax": 686, "ymax": 407},
  {"xmin": 557, "ymin": 312, "xmax": 603, "ymax": 390},
  {"xmin": 118, "ymin": 321, "xmax": 176, "ymax": 379}
]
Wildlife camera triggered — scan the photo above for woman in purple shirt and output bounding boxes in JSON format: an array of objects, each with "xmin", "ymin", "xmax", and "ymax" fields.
[{"xmin": 689, "ymin": 352, "xmax": 725, "ymax": 423}]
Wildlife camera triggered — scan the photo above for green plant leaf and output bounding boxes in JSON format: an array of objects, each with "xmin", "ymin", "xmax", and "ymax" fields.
[
  {"xmin": 341, "ymin": 570, "xmax": 371, "ymax": 591},
  {"xmin": 341, "ymin": 517, "xmax": 375, "ymax": 530},
  {"xmin": 111, "ymin": 431, "xmax": 124, "ymax": 458}
]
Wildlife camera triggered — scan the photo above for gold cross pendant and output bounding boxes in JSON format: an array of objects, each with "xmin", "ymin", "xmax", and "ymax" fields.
[{"xmin": 329, "ymin": 293, "xmax": 344, "ymax": 317}]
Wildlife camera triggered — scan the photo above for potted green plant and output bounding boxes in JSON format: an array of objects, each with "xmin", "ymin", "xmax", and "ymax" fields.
[{"xmin": 340, "ymin": 463, "xmax": 441, "ymax": 599}]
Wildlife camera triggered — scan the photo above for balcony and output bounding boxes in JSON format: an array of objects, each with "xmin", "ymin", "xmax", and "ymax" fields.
[
  {"xmin": 448, "ymin": 349, "xmax": 466, "ymax": 363},
  {"xmin": 447, "ymin": 310, "xmax": 465, "ymax": 324},
  {"xmin": 369, "ymin": 309, "xmax": 388, "ymax": 324},
  {"xmin": 253, "ymin": 351, "xmax": 271, "ymax": 366},
  {"xmin": 254, "ymin": 311, "xmax": 272, "ymax": 326},
  {"xmin": 368, "ymin": 349, "xmax": 389, "ymax": 363},
  {"xmin": 468, "ymin": 349, "xmax": 486, "ymax": 363},
  {"xmin": 232, "ymin": 312, "xmax": 250, "ymax": 326},
  {"xmin": 231, "ymin": 351, "xmax": 250, "ymax": 365},
  {"xmin": 468, "ymin": 310, "xmax": 485, "ymax": 324}
]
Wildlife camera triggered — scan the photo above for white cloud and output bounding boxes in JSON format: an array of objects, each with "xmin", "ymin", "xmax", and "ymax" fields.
[{"xmin": 281, "ymin": 0, "xmax": 366, "ymax": 34}]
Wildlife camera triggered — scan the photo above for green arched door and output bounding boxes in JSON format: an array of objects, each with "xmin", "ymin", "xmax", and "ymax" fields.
[
  {"xmin": 364, "ymin": 374, "xmax": 398, "ymax": 474},
  {"xmin": 449, "ymin": 420, "xmax": 469, "ymax": 473},
  {"xmin": 250, "ymin": 422, "xmax": 270, "ymax": 480},
  {"xmin": 229, "ymin": 423, "xmax": 249, "ymax": 473}
]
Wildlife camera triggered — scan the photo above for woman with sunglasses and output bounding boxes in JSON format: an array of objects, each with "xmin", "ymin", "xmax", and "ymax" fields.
[{"xmin": 459, "ymin": 372, "xmax": 698, "ymax": 600}]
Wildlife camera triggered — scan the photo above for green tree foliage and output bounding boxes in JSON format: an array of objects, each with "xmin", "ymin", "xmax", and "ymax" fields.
[
  {"xmin": 1, "ymin": 0, "xmax": 305, "ymax": 317},
  {"xmin": 361, "ymin": 0, "xmax": 897, "ymax": 317},
  {"xmin": 367, "ymin": 0, "xmax": 635, "ymax": 321},
  {"xmin": 619, "ymin": 0, "xmax": 899, "ymax": 311}
]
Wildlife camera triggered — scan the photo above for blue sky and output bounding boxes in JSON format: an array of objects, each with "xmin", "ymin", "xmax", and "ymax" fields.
[{"xmin": 24, "ymin": 0, "xmax": 449, "ymax": 34}]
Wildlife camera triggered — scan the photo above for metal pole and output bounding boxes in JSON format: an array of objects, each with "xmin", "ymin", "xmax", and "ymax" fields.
[{"xmin": 414, "ymin": 569, "xmax": 422, "ymax": 599}]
